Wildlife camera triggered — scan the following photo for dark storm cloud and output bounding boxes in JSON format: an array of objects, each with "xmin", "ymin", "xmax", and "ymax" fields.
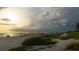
[{"xmin": 11, "ymin": 7, "xmax": 79, "ymax": 33}]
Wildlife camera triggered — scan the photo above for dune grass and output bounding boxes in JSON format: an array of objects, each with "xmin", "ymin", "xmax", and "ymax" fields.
[
  {"xmin": 9, "ymin": 31, "xmax": 79, "ymax": 51},
  {"xmin": 22, "ymin": 36, "xmax": 57, "ymax": 46},
  {"xmin": 9, "ymin": 35, "xmax": 57, "ymax": 51},
  {"xmin": 65, "ymin": 42, "xmax": 79, "ymax": 51},
  {"xmin": 67, "ymin": 32, "xmax": 79, "ymax": 39},
  {"xmin": 59, "ymin": 32, "xmax": 79, "ymax": 40},
  {"xmin": 9, "ymin": 47, "xmax": 25, "ymax": 51}
]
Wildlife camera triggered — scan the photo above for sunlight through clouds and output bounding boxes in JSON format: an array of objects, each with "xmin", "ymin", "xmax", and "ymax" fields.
[{"xmin": 0, "ymin": 7, "xmax": 79, "ymax": 33}]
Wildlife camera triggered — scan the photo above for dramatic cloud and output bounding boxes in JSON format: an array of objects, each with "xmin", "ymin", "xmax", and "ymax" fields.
[
  {"xmin": 0, "ymin": 7, "xmax": 9, "ymax": 22},
  {"xmin": 21, "ymin": 8, "xmax": 79, "ymax": 33},
  {"xmin": 8, "ymin": 7, "xmax": 79, "ymax": 33}
]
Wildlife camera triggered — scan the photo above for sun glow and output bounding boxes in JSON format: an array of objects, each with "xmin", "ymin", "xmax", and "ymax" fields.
[
  {"xmin": 0, "ymin": 8, "xmax": 31, "ymax": 34},
  {"xmin": 0, "ymin": 8, "xmax": 31, "ymax": 28},
  {"xmin": 1, "ymin": 11, "xmax": 19, "ymax": 24},
  {"xmin": 0, "ymin": 8, "xmax": 25, "ymax": 28}
]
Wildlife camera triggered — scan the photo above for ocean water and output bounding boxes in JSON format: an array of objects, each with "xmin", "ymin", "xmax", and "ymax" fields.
[{"xmin": 0, "ymin": 33, "xmax": 22, "ymax": 37}]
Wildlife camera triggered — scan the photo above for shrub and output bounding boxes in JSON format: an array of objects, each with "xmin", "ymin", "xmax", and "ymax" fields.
[
  {"xmin": 9, "ymin": 35, "xmax": 57, "ymax": 51},
  {"xmin": 60, "ymin": 36, "xmax": 72, "ymax": 40},
  {"xmin": 22, "ymin": 37, "xmax": 56, "ymax": 46},
  {"xmin": 65, "ymin": 43, "xmax": 79, "ymax": 51},
  {"xmin": 47, "ymin": 45, "xmax": 52, "ymax": 48},
  {"xmin": 9, "ymin": 47, "xmax": 25, "ymax": 51},
  {"xmin": 67, "ymin": 32, "xmax": 79, "ymax": 39}
]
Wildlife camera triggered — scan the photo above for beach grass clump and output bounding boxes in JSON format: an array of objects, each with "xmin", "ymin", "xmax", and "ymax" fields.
[{"xmin": 65, "ymin": 42, "xmax": 79, "ymax": 51}]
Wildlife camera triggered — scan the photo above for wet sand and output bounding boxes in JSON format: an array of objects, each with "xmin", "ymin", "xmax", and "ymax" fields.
[{"xmin": 0, "ymin": 36, "xmax": 26, "ymax": 51}]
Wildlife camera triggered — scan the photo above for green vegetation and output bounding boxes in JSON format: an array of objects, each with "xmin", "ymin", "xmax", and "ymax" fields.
[
  {"xmin": 9, "ymin": 27, "xmax": 79, "ymax": 51},
  {"xmin": 64, "ymin": 23, "xmax": 79, "ymax": 50},
  {"xmin": 22, "ymin": 36, "xmax": 57, "ymax": 46},
  {"xmin": 60, "ymin": 34, "xmax": 72, "ymax": 40},
  {"xmin": 65, "ymin": 42, "xmax": 79, "ymax": 51},
  {"xmin": 67, "ymin": 32, "xmax": 79, "ymax": 39},
  {"xmin": 9, "ymin": 35, "xmax": 57, "ymax": 51},
  {"xmin": 9, "ymin": 47, "xmax": 25, "ymax": 51},
  {"xmin": 59, "ymin": 32, "xmax": 79, "ymax": 40},
  {"xmin": 47, "ymin": 45, "xmax": 53, "ymax": 48},
  {"xmin": 50, "ymin": 31, "xmax": 79, "ymax": 40},
  {"xmin": 47, "ymin": 33, "xmax": 62, "ymax": 39}
]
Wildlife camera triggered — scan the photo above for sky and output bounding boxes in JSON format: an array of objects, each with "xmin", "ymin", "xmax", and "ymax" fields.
[{"xmin": 0, "ymin": 7, "xmax": 79, "ymax": 33}]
